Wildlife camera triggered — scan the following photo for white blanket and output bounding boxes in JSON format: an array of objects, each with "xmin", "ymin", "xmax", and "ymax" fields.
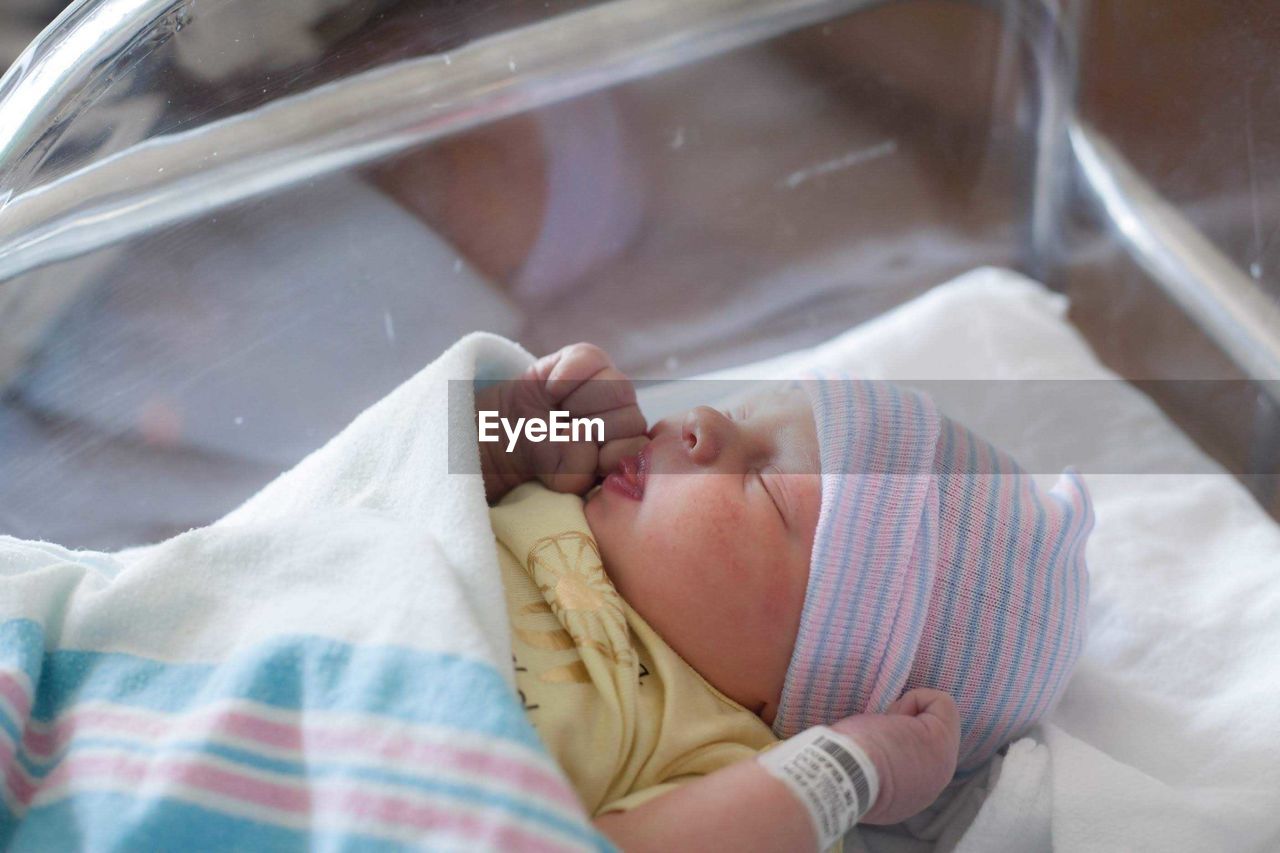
[
  {"xmin": 0, "ymin": 334, "xmax": 608, "ymax": 850},
  {"xmin": 639, "ymin": 267, "xmax": 1280, "ymax": 853}
]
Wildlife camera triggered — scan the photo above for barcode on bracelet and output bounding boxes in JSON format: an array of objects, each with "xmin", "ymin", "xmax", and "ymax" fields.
[{"xmin": 816, "ymin": 734, "xmax": 871, "ymax": 809}]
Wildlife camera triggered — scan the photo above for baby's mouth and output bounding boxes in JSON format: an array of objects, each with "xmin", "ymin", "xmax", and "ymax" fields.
[{"xmin": 603, "ymin": 446, "xmax": 647, "ymax": 501}]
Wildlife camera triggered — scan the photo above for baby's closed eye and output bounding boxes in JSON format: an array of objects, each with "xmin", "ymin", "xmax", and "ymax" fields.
[{"xmin": 753, "ymin": 467, "xmax": 786, "ymax": 524}]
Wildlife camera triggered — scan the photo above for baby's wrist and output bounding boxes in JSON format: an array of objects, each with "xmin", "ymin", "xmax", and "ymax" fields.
[
  {"xmin": 758, "ymin": 726, "xmax": 880, "ymax": 848},
  {"xmin": 826, "ymin": 718, "xmax": 889, "ymax": 817}
]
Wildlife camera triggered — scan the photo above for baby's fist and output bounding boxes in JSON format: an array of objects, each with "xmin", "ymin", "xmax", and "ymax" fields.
[
  {"xmin": 830, "ymin": 688, "xmax": 960, "ymax": 825},
  {"xmin": 508, "ymin": 343, "xmax": 648, "ymax": 495}
]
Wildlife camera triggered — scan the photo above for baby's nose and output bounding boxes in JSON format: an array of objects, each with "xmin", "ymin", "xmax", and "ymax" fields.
[{"xmin": 682, "ymin": 406, "xmax": 730, "ymax": 466}]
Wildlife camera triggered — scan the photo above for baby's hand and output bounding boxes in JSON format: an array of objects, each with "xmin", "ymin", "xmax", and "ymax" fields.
[
  {"xmin": 480, "ymin": 343, "xmax": 648, "ymax": 499},
  {"xmin": 830, "ymin": 688, "xmax": 960, "ymax": 825}
]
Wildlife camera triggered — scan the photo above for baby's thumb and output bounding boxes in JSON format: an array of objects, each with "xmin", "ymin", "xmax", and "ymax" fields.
[
  {"xmin": 597, "ymin": 435, "xmax": 650, "ymax": 477},
  {"xmin": 888, "ymin": 687, "xmax": 960, "ymax": 728}
]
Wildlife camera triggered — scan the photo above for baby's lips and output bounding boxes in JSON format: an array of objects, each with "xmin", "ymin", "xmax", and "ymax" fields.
[
  {"xmin": 618, "ymin": 451, "xmax": 643, "ymax": 489},
  {"xmin": 603, "ymin": 443, "xmax": 648, "ymax": 500}
]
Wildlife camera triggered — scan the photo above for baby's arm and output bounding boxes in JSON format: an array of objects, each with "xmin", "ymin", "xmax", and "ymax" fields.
[
  {"xmin": 475, "ymin": 343, "xmax": 648, "ymax": 502},
  {"xmin": 595, "ymin": 689, "xmax": 959, "ymax": 852}
]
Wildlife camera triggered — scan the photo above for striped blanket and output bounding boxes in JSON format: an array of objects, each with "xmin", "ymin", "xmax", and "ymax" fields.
[{"xmin": 0, "ymin": 334, "xmax": 608, "ymax": 851}]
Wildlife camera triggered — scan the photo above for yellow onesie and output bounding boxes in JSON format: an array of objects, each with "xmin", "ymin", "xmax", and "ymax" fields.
[{"xmin": 490, "ymin": 482, "xmax": 777, "ymax": 816}]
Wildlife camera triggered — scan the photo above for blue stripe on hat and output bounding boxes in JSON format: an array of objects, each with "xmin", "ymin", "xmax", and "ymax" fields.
[
  {"xmin": 967, "ymin": 475, "xmax": 1049, "ymax": 762},
  {"xmin": 952, "ymin": 438, "xmax": 1010, "ymax": 766},
  {"xmin": 924, "ymin": 424, "xmax": 979, "ymax": 689},
  {"xmin": 853, "ymin": 383, "xmax": 910, "ymax": 712},
  {"xmin": 806, "ymin": 380, "xmax": 881, "ymax": 726},
  {"xmin": 991, "ymin": 484, "xmax": 1078, "ymax": 751}
]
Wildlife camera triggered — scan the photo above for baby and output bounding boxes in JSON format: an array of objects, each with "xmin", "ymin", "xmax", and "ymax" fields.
[{"xmin": 476, "ymin": 343, "xmax": 1093, "ymax": 851}]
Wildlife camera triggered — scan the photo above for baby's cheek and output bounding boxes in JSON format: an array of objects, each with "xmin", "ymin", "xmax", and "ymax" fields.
[
  {"xmin": 697, "ymin": 499, "xmax": 752, "ymax": 571},
  {"xmin": 752, "ymin": 540, "xmax": 809, "ymax": 634},
  {"xmin": 758, "ymin": 571, "xmax": 802, "ymax": 632},
  {"xmin": 639, "ymin": 503, "xmax": 741, "ymax": 612}
]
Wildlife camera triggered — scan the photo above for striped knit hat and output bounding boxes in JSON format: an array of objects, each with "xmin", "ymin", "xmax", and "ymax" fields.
[{"xmin": 773, "ymin": 376, "xmax": 1094, "ymax": 773}]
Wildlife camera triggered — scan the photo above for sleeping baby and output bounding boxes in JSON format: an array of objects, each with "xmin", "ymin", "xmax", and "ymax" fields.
[{"xmin": 475, "ymin": 343, "xmax": 1093, "ymax": 851}]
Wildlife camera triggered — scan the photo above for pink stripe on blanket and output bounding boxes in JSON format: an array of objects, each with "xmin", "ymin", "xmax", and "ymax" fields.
[
  {"xmin": 17, "ymin": 751, "xmax": 575, "ymax": 851},
  {"xmin": 16, "ymin": 703, "xmax": 579, "ymax": 811},
  {"xmin": 2, "ymin": 738, "xmax": 35, "ymax": 806},
  {"xmin": 0, "ymin": 671, "xmax": 32, "ymax": 720}
]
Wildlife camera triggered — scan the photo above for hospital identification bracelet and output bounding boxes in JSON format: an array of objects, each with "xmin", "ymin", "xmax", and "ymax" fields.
[{"xmin": 757, "ymin": 725, "xmax": 880, "ymax": 850}]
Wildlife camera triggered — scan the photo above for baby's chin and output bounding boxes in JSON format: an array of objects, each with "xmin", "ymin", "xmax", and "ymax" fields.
[
  {"xmin": 583, "ymin": 483, "xmax": 612, "ymax": 537},
  {"xmin": 582, "ymin": 488, "xmax": 626, "ymax": 574}
]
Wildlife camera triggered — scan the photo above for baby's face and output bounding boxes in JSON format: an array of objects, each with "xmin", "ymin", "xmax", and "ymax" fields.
[{"xmin": 584, "ymin": 387, "xmax": 822, "ymax": 723}]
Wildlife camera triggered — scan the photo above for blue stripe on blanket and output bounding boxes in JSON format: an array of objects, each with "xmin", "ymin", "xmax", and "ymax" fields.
[
  {"xmin": 0, "ymin": 619, "xmax": 610, "ymax": 852},
  {"xmin": 10, "ymin": 791, "xmax": 414, "ymax": 852},
  {"xmin": 6, "ymin": 624, "xmax": 539, "ymax": 747}
]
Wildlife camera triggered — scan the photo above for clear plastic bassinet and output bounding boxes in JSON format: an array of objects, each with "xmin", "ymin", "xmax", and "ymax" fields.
[{"xmin": 1, "ymin": 0, "xmax": 1277, "ymax": 548}]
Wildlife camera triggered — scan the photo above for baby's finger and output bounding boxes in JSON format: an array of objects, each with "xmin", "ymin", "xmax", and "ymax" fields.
[
  {"xmin": 538, "ymin": 343, "xmax": 616, "ymax": 401},
  {"xmin": 887, "ymin": 688, "xmax": 957, "ymax": 724},
  {"xmin": 585, "ymin": 404, "xmax": 647, "ymax": 447},
  {"xmin": 559, "ymin": 366, "xmax": 637, "ymax": 415},
  {"xmin": 598, "ymin": 436, "xmax": 651, "ymax": 476}
]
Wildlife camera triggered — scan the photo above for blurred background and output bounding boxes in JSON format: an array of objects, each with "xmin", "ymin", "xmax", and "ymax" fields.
[{"xmin": 1, "ymin": 0, "xmax": 1276, "ymax": 549}]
